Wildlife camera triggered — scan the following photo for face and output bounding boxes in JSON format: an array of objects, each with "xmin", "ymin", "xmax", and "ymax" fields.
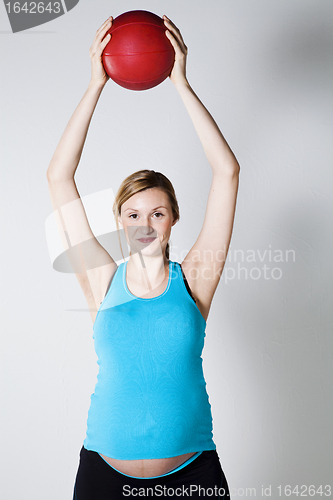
[{"xmin": 118, "ymin": 188, "xmax": 178, "ymax": 258}]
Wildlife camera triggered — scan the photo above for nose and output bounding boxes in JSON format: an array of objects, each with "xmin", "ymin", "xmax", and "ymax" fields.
[
  {"xmin": 136, "ymin": 216, "xmax": 155, "ymax": 236},
  {"xmin": 140, "ymin": 223, "xmax": 155, "ymax": 235},
  {"xmin": 126, "ymin": 220, "xmax": 156, "ymax": 240}
]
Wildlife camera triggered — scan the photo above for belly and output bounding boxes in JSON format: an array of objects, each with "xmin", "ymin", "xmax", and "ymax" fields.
[{"xmin": 100, "ymin": 451, "xmax": 197, "ymax": 477}]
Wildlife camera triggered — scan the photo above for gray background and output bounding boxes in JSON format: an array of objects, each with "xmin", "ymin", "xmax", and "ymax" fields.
[{"xmin": 1, "ymin": 0, "xmax": 332, "ymax": 498}]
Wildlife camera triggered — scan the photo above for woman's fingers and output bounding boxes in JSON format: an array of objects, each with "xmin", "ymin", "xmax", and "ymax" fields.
[
  {"xmin": 95, "ymin": 16, "xmax": 113, "ymax": 37},
  {"xmin": 90, "ymin": 17, "xmax": 112, "ymax": 56},
  {"xmin": 93, "ymin": 17, "xmax": 112, "ymax": 44},
  {"xmin": 163, "ymin": 15, "xmax": 188, "ymax": 86},
  {"xmin": 163, "ymin": 15, "xmax": 188, "ymax": 54},
  {"xmin": 165, "ymin": 29, "xmax": 182, "ymax": 55},
  {"xmin": 89, "ymin": 17, "xmax": 113, "ymax": 87},
  {"xmin": 100, "ymin": 31, "xmax": 111, "ymax": 51}
]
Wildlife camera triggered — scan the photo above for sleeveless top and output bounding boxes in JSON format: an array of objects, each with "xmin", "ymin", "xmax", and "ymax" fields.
[{"xmin": 83, "ymin": 259, "xmax": 216, "ymax": 460}]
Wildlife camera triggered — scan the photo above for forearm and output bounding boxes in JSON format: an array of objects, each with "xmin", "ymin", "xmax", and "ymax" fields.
[
  {"xmin": 174, "ymin": 80, "xmax": 240, "ymax": 175},
  {"xmin": 47, "ymin": 82, "xmax": 105, "ymax": 181}
]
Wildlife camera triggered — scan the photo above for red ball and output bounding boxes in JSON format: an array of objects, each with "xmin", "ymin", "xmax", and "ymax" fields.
[{"xmin": 102, "ymin": 10, "xmax": 175, "ymax": 91}]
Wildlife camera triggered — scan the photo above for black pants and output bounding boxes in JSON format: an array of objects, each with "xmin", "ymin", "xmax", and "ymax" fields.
[{"xmin": 73, "ymin": 446, "xmax": 230, "ymax": 499}]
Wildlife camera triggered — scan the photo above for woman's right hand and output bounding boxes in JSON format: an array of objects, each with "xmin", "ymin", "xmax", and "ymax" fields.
[{"xmin": 89, "ymin": 16, "xmax": 113, "ymax": 88}]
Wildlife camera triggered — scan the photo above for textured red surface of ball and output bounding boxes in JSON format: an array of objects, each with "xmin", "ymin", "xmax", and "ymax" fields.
[{"xmin": 102, "ymin": 10, "xmax": 175, "ymax": 91}]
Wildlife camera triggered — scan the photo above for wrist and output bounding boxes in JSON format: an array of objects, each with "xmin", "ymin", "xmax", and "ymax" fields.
[
  {"xmin": 174, "ymin": 77, "xmax": 191, "ymax": 90},
  {"xmin": 88, "ymin": 79, "xmax": 107, "ymax": 93}
]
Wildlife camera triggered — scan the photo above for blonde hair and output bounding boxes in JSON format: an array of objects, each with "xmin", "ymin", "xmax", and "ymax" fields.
[{"xmin": 113, "ymin": 170, "xmax": 180, "ymax": 261}]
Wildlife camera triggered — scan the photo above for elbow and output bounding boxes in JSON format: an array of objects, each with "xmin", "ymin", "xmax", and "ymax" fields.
[
  {"xmin": 46, "ymin": 168, "xmax": 52, "ymax": 181},
  {"xmin": 210, "ymin": 149, "xmax": 240, "ymax": 177},
  {"xmin": 231, "ymin": 159, "xmax": 240, "ymax": 175},
  {"xmin": 46, "ymin": 168, "xmax": 58, "ymax": 183},
  {"xmin": 234, "ymin": 161, "xmax": 240, "ymax": 176},
  {"xmin": 46, "ymin": 164, "xmax": 74, "ymax": 183},
  {"xmin": 46, "ymin": 169, "xmax": 52, "ymax": 182},
  {"xmin": 230, "ymin": 151, "xmax": 240, "ymax": 175},
  {"xmin": 228, "ymin": 154, "xmax": 240, "ymax": 177},
  {"xmin": 213, "ymin": 159, "xmax": 240, "ymax": 178},
  {"xmin": 46, "ymin": 162, "xmax": 57, "ymax": 181}
]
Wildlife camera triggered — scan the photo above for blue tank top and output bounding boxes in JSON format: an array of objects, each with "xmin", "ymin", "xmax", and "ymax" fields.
[{"xmin": 83, "ymin": 259, "xmax": 216, "ymax": 460}]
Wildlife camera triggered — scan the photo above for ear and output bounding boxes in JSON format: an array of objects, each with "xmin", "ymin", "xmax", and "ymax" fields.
[
  {"xmin": 118, "ymin": 216, "xmax": 123, "ymax": 227},
  {"xmin": 171, "ymin": 217, "xmax": 179, "ymax": 227}
]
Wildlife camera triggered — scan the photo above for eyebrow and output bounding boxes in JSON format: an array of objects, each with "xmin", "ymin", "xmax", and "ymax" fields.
[{"xmin": 123, "ymin": 206, "xmax": 168, "ymax": 212}]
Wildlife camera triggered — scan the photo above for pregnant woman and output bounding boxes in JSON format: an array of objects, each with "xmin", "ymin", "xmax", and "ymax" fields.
[{"xmin": 47, "ymin": 15, "xmax": 240, "ymax": 499}]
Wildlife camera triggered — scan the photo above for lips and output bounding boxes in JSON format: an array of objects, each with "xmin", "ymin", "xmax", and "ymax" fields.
[{"xmin": 137, "ymin": 238, "xmax": 156, "ymax": 243}]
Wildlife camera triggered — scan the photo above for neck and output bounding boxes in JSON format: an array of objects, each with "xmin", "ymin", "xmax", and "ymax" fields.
[{"xmin": 127, "ymin": 253, "xmax": 169, "ymax": 292}]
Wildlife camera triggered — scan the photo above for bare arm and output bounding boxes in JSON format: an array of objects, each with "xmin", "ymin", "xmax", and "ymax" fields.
[
  {"xmin": 47, "ymin": 83, "xmax": 105, "ymax": 181},
  {"xmin": 47, "ymin": 17, "xmax": 112, "ymax": 180},
  {"xmin": 164, "ymin": 15, "xmax": 240, "ymax": 320},
  {"xmin": 46, "ymin": 17, "xmax": 117, "ymax": 323},
  {"xmin": 171, "ymin": 82, "xmax": 239, "ymax": 175}
]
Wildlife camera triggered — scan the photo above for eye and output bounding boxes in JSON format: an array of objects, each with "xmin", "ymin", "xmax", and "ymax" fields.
[
  {"xmin": 153, "ymin": 212, "xmax": 164, "ymax": 218},
  {"xmin": 129, "ymin": 214, "xmax": 138, "ymax": 219}
]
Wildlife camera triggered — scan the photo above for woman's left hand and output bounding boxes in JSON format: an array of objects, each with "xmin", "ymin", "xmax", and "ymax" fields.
[{"xmin": 163, "ymin": 15, "xmax": 188, "ymax": 86}]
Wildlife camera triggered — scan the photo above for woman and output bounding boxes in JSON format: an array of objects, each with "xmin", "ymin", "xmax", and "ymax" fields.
[{"xmin": 47, "ymin": 14, "xmax": 240, "ymax": 500}]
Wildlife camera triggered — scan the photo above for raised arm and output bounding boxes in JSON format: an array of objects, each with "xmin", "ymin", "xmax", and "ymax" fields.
[
  {"xmin": 46, "ymin": 17, "xmax": 117, "ymax": 324},
  {"xmin": 164, "ymin": 15, "xmax": 240, "ymax": 321}
]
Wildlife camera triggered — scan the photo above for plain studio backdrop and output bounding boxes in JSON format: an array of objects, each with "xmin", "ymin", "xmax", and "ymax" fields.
[{"xmin": 1, "ymin": 0, "xmax": 332, "ymax": 499}]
